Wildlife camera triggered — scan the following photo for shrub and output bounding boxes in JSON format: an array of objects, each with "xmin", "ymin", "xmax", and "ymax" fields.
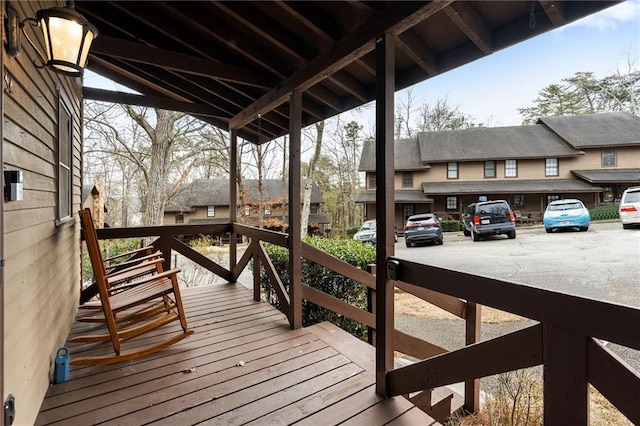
[
  {"xmin": 590, "ymin": 204, "xmax": 619, "ymax": 221},
  {"xmin": 82, "ymin": 237, "xmax": 145, "ymax": 285},
  {"xmin": 345, "ymin": 225, "xmax": 360, "ymax": 238},
  {"xmin": 440, "ymin": 220, "xmax": 460, "ymax": 232},
  {"xmin": 259, "ymin": 236, "xmax": 375, "ymax": 340}
]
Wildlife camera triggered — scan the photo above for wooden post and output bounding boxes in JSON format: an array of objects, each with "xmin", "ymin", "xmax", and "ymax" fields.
[
  {"xmin": 288, "ymin": 89, "xmax": 303, "ymax": 329},
  {"xmin": 464, "ymin": 302, "xmax": 481, "ymax": 413},
  {"xmin": 253, "ymin": 243, "xmax": 261, "ymax": 302},
  {"xmin": 229, "ymin": 128, "xmax": 238, "ymax": 282},
  {"xmin": 367, "ymin": 264, "xmax": 377, "ymax": 346},
  {"xmin": 375, "ymin": 32, "xmax": 395, "ymax": 397},
  {"xmin": 544, "ymin": 324, "xmax": 589, "ymax": 424}
]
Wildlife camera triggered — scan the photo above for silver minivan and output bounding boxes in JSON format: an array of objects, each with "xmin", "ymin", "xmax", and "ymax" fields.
[{"xmin": 619, "ymin": 186, "xmax": 640, "ymax": 229}]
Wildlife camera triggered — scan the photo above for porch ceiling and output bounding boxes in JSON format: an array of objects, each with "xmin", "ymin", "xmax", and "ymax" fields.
[{"xmin": 76, "ymin": 1, "xmax": 619, "ymax": 144}]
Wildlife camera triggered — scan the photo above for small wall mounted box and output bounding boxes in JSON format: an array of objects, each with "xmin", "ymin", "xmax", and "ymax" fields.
[{"xmin": 4, "ymin": 170, "xmax": 23, "ymax": 201}]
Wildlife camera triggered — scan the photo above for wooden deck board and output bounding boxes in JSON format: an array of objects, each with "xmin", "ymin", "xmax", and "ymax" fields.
[{"xmin": 36, "ymin": 283, "xmax": 438, "ymax": 425}]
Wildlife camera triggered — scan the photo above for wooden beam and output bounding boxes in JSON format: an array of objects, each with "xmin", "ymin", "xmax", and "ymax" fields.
[
  {"xmin": 91, "ymin": 36, "xmax": 274, "ymax": 88},
  {"xmin": 394, "ymin": 280, "xmax": 465, "ymax": 318},
  {"xmin": 229, "ymin": 129, "xmax": 238, "ymax": 281},
  {"xmin": 301, "ymin": 284, "xmax": 376, "ymax": 328},
  {"xmin": 394, "ymin": 330, "xmax": 447, "ymax": 360},
  {"xmin": 393, "ymin": 32, "xmax": 438, "ymax": 76},
  {"xmin": 375, "ymin": 32, "xmax": 395, "ymax": 398},
  {"xmin": 387, "ymin": 324, "xmax": 543, "ymax": 396},
  {"xmin": 301, "ymin": 243, "xmax": 375, "ymax": 290},
  {"xmin": 444, "ymin": 3, "xmax": 492, "ymax": 54},
  {"xmin": 230, "ymin": 1, "xmax": 452, "ymax": 129},
  {"xmin": 288, "ymin": 89, "xmax": 302, "ymax": 329},
  {"xmin": 543, "ymin": 324, "xmax": 588, "ymax": 425},
  {"xmin": 539, "ymin": 1, "xmax": 566, "ymax": 27},
  {"xmin": 83, "ymin": 88, "xmax": 226, "ymax": 119}
]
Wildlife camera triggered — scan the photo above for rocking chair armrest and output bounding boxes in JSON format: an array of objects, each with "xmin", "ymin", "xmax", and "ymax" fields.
[{"xmin": 103, "ymin": 246, "xmax": 156, "ymax": 263}]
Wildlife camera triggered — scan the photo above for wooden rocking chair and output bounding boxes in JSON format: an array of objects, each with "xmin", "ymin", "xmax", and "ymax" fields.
[{"xmin": 71, "ymin": 209, "xmax": 193, "ymax": 365}]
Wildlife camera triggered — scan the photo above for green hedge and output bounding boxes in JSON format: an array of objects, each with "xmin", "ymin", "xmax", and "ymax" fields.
[
  {"xmin": 82, "ymin": 237, "xmax": 145, "ymax": 284},
  {"xmin": 590, "ymin": 204, "xmax": 619, "ymax": 221},
  {"xmin": 345, "ymin": 225, "xmax": 360, "ymax": 238},
  {"xmin": 440, "ymin": 220, "xmax": 460, "ymax": 232},
  {"xmin": 259, "ymin": 237, "xmax": 375, "ymax": 340}
]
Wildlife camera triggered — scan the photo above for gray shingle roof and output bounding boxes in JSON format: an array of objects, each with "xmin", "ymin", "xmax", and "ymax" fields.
[
  {"xmin": 539, "ymin": 112, "xmax": 640, "ymax": 148},
  {"xmin": 572, "ymin": 169, "xmax": 640, "ymax": 183},
  {"xmin": 358, "ymin": 138, "xmax": 425, "ymax": 172},
  {"xmin": 417, "ymin": 125, "xmax": 579, "ymax": 163},
  {"xmin": 422, "ymin": 179, "xmax": 602, "ymax": 195},
  {"xmin": 165, "ymin": 178, "xmax": 324, "ymax": 212}
]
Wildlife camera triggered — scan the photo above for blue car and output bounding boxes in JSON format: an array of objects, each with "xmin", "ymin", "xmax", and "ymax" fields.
[{"xmin": 543, "ymin": 199, "xmax": 590, "ymax": 233}]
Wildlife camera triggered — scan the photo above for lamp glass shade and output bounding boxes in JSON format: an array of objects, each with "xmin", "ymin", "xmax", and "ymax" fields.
[{"xmin": 36, "ymin": 6, "xmax": 98, "ymax": 77}]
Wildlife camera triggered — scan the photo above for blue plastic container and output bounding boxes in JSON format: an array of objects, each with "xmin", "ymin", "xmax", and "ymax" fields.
[{"xmin": 54, "ymin": 347, "xmax": 70, "ymax": 384}]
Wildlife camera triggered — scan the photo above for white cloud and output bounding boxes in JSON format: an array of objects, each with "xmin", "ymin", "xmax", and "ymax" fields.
[{"xmin": 568, "ymin": 0, "xmax": 640, "ymax": 30}]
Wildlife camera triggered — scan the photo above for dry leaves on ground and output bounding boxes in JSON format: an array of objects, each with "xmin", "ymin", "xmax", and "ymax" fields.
[{"xmin": 394, "ymin": 291, "xmax": 525, "ymax": 323}]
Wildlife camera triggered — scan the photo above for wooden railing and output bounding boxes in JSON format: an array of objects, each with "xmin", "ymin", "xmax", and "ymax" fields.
[{"xmin": 89, "ymin": 222, "xmax": 640, "ymax": 424}]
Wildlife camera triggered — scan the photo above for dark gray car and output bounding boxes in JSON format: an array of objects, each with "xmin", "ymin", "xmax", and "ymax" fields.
[
  {"xmin": 404, "ymin": 213, "xmax": 443, "ymax": 247},
  {"xmin": 462, "ymin": 200, "xmax": 516, "ymax": 241}
]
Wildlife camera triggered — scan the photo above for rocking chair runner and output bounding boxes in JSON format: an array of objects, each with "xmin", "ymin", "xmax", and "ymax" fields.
[{"xmin": 71, "ymin": 209, "xmax": 193, "ymax": 365}]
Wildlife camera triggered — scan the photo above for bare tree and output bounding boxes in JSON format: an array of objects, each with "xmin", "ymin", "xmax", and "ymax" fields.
[{"xmin": 301, "ymin": 121, "xmax": 324, "ymax": 235}]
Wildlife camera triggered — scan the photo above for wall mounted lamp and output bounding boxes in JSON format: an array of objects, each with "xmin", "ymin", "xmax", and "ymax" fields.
[{"xmin": 5, "ymin": 1, "xmax": 98, "ymax": 77}]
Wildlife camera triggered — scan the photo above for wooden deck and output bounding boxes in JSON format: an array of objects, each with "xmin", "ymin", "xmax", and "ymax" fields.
[{"xmin": 36, "ymin": 284, "xmax": 438, "ymax": 425}]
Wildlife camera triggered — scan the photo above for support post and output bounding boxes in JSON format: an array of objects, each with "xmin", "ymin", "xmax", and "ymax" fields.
[
  {"xmin": 229, "ymin": 129, "xmax": 238, "ymax": 282},
  {"xmin": 375, "ymin": 32, "xmax": 395, "ymax": 397},
  {"xmin": 464, "ymin": 302, "xmax": 481, "ymax": 413},
  {"xmin": 288, "ymin": 89, "xmax": 303, "ymax": 329},
  {"xmin": 544, "ymin": 324, "xmax": 589, "ymax": 424},
  {"xmin": 253, "ymin": 244, "xmax": 261, "ymax": 302}
]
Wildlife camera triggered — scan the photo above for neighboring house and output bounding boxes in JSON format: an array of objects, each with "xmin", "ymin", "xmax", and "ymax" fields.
[
  {"xmin": 163, "ymin": 179, "xmax": 330, "ymax": 235},
  {"xmin": 356, "ymin": 112, "xmax": 640, "ymax": 228},
  {"xmin": 81, "ymin": 183, "xmax": 107, "ymax": 228}
]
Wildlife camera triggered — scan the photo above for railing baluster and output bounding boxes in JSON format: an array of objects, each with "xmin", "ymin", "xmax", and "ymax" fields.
[
  {"xmin": 543, "ymin": 324, "xmax": 589, "ymax": 425},
  {"xmin": 464, "ymin": 302, "xmax": 481, "ymax": 413}
]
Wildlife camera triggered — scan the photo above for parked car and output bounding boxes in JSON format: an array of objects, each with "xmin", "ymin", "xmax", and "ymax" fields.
[
  {"xmin": 619, "ymin": 186, "xmax": 640, "ymax": 229},
  {"xmin": 353, "ymin": 219, "xmax": 397, "ymax": 244},
  {"xmin": 462, "ymin": 200, "xmax": 516, "ymax": 241},
  {"xmin": 404, "ymin": 213, "xmax": 443, "ymax": 247},
  {"xmin": 543, "ymin": 199, "xmax": 590, "ymax": 233}
]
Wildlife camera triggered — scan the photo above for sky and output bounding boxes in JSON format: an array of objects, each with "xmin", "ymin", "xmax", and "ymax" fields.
[
  {"xmin": 345, "ymin": 0, "xmax": 640, "ymax": 129},
  {"xmin": 85, "ymin": 1, "xmax": 640, "ymax": 130}
]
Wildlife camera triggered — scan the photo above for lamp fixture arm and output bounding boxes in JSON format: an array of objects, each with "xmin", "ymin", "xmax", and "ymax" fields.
[{"xmin": 20, "ymin": 18, "xmax": 48, "ymax": 69}]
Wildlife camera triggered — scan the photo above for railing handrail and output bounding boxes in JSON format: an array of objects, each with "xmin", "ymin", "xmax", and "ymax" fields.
[{"xmin": 391, "ymin": 257, "xmax": 640, "ymax": 349}]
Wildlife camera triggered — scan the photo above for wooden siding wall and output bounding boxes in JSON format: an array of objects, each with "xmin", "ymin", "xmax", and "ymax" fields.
[
  {"xmin": 2, "ymin": 1, "xmax": 82, "ymax": 424},
  {"xmin": 563, "ymin": 147, "xmax": 640, "ymax": 170}
]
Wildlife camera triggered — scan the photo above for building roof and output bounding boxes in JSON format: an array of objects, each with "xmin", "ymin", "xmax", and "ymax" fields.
[
  {"xmin": 75, "ymin": 2, "xmax": 616, "ymax": 144},
  {"xmin": 165, "ymin": 179, "xmax": 230, "ymax": 212},
  {"xmin": 165, "ymin": 178, "xmax": 324, "ymax": 212},
  {"xmin": 416, "ymin": 124, "xmax": 580, "ymax": 163},
  {"xmin": 572, "ymin": 169, "xmax": 640, "ymax": 184},
  {"xmin": 539, "ymin": 112, "xmax": 640, "ymax": 149},
  {"xmin": 422, "ymin": 179, "xmax": 602, "ymax": 195},
  {"xmin": 82, "ymin": 184, "xmax": 99, "ymax": 203},
  {"xmin": 356, "ymin": 189, "xmax": 433, "ymax": 203},
  {"xmin": 358, "ymin": 138, "xmax": 424, "ymax": 172}
]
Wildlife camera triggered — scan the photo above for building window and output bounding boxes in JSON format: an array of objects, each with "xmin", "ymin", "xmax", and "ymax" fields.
[
  {"xmin": 207, "ymin": 206, "xmax": 215, "ymax": 217},
  {"xmin": 446, "ymin": 196, "xmax": 458, "ymax": 210},
  {"xmin": 514, "ymin": 194, "xmax": 526, "ymax": 208},
  {"xmin": 547, "ymin": 195, "xmax": 560, "ymax": 204},
  {"xmin": 602, "ymin": 148, "xmax": 617, "ymax": 166},
  {"xmin": 484, "ymin": 161, "xmax": 496, "ymax": 178},
  {"xmin": 368, "ymin": 174, "xmax": 376, "ymax": 189},
  {"xmin": 58, "ymin": 95, "xmax": 73, "ymax": 221},
  {"xmin": 447, "ymin": 162, "xmax": 458, "ymax": 179},
  {"xmin": 505, "ymin": 160, "xmax": 517, "ymax": 177},
  {"xmin": 545, "ymin": 158, "xmax": 559, "ymax": 176},
  {"xmin": 264, "ymin": 208, "xmax": 271, "ymax": 216},
  {"xmin": 175, "ymin": 213, "xmax": 184, "ymax": 223},
  {"xmin": 310, "ymin": 204, "xmax": 318, "ymax": 214},
  {"xmin": 402, "ymin": 171, "xmax": 413, "ymax": 188},
  {"xmin": 403, "ymin": 204, "xmax": 414, "ymax": 220}
]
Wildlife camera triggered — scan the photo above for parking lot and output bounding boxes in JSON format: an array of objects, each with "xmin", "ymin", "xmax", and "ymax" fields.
[{"xmin": 395, "ymin": 221, "xmax": 640, "ymax": 308}]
